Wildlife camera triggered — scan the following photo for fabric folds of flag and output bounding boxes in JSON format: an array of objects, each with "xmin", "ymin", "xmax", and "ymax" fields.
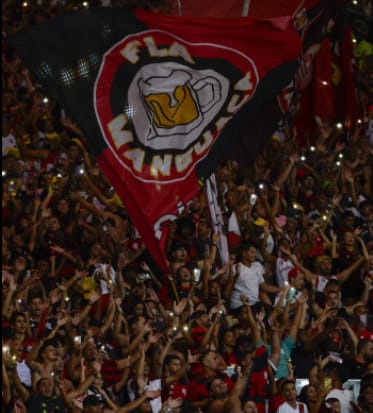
[{"xmin": 13, "ymin": 8, "xmax": 301, "ymax": 271}]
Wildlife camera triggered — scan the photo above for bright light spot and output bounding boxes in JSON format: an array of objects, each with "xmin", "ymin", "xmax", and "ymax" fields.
[
  {"xmin": 82, "ymin": 1, "xmax": 89, "ymax": 7},
  {"xmin": 77, "ymin": 58, "xmax": 90, "ymax": 79},
  {"xmin": 338, "ymin": 153, "xmax": 343, "ymax": 159},
  {"xmin": 321, "ymin": 81, "xmax": 328, "ymax": 85},
  {"xmin": 124, "ymin": 104, "xmax": 135, "ymax": 120},
  {"xmin": 352, "ymin": 38, "xmax": 357, "ymax": 44},
  {"xmin": 60, "ymin": 67, "xmax": 75, "ymax": 87},
  {"xmin": 310, "ymin": 146, "xmax": 316, "ymax": 152},
  {"xmin": 336, "ymin": 123, "xmax": 343, "ymax": 129}
]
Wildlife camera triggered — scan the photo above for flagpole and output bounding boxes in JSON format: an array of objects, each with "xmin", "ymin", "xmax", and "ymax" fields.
[
  {"xmin": 176, "ymin": 0, "xmax": 182, "ymax": 16},
  {"xmin": 241, "ymin": 0, "xmax": 251, "ymax": 16},
  {"xmin": 168, "ymin": 275, "xmax": 180, "ymax": 302}
]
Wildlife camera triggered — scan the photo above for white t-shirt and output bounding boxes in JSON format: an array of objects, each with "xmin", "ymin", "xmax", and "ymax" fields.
[
  {"xmin": 277, "ymin": 401, "xmax": 308, "ymax": 413},
  {"xmin": 275, "ymin": 257, "xmax": 294, "ymax": 287},
  {"xmin": 326, "ymin": 388, "xmax": 354, "ymax": 413},
  {"xmin": 230, "ymin": 261, "xmax": 265, "ymax": 309},
  {"xmin": 16, "ymin": 360, "xmax": 32, "ymax": 388}
]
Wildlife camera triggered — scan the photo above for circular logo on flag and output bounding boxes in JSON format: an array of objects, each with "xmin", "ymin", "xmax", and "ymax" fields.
[{"xmin": 94, "ymin": 30, "xmax": 258, "ymax": 183}]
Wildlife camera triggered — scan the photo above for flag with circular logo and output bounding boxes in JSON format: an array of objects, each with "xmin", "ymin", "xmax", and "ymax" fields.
[{"xmin": 14, "ymin": 8, "xmax": 301, "ymax": 271}]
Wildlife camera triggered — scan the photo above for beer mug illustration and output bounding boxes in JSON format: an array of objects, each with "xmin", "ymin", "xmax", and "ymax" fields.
[{"xmin": 129, "ymin": 62, "xmax": 230, "ymax": 150}]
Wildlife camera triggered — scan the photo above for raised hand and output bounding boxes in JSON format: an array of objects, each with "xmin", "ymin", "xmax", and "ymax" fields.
[
  {"xmin": 173, "ymin": 298, "xmax": 188, "ymax": 316},
  {"xmin": 240, "ymin": 295, "xmax": 249, "ymax": 305},
  {"xmin": 145, "ymin": 390, "xmax": 161, "ymax": 399}
]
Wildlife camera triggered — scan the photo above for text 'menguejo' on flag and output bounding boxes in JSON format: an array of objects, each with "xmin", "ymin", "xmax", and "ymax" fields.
[{"xmin": 13, "ymin": 7, "xmax": 301, "ymax": 272}]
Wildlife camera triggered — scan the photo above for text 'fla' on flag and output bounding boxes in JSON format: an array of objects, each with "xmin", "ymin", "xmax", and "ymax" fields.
[{"xmin": 13, "ymin": 7, "xmax": 301, "ymax": 271}]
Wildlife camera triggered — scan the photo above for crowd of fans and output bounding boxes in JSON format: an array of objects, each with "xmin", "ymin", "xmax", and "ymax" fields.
[{"xmin": 2, "ymin": 1, "xmax": 373, "ymax": 413}]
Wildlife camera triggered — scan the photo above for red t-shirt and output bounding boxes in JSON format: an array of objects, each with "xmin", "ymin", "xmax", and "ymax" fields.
[
  {"xmin": 188, "ymin": 370, "xmax": 234, "ymax": 404},
  {"xmin": 248, "ymin": 345, "xmax": 270, "ymax": 413},
  {"xmin": 161, "ymin": 379, "xmax": 189, "ymax": 401}
]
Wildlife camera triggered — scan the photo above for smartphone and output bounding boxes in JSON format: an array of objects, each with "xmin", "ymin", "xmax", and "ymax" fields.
[
  {"xmin": 249, "ymin": 193, "xmax": 258, "ymax": 206},
  {"xmin": 18, "ymin": 299, "xmax": 28, "ymax": 312},
  {"xmin": 168, "ymin": 328, "xmax": 179, "ymax": 340},
  {"xmin": 150, "ymin": 319, "xmax": 168, "ymax": 331},
  {"xmin": 74, "ymin": 336, "xmax": 82, "ymax": 345},
  {"xmin": 193, "ymin": 268, "xmax": 201, "ymax": 283},
  {"xmin": 8, "ymin": 180, "xmax": 16, "ymax": 193},
  {"xmin": 224, "ymin": 365, "xmax": 236, "ymax": 377},
  {"xmin": 287, "ymin": 287, "xmax": 296, "ymax": 301},
  {"xmin": 139, "ymin": 272, "xmax": 151, "ymax": 281}
]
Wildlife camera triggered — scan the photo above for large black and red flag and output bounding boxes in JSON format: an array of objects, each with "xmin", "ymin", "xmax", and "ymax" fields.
[{"xmin": 13, "ymin": 8, "xmax": 301, "ymax": 271}]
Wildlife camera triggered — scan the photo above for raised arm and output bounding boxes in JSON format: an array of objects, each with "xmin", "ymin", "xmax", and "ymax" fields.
[{"xmin": 240, "ymin": 295, "xmax": 261, "ymax": 344}]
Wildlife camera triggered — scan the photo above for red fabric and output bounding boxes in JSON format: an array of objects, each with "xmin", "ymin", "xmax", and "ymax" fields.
[
  {"xmin": 269, "ymin": 393, "xmax": 286, "ymax": 413},
  {"xmin": 95, "ymin": 9, "xmax": 301, "ymax": 272},
  {"xmin": 248, "ymin": 345, "xmax": 270, "ymax": 413},
  {"xmin": 89, "ymin": 293, "xmax": 110, "ymax": 317},
  {"xmin": 221, "ymin": 351, "xmax": 238, "ymax": 365},
  {"xmin": 308, "ymin": 237, "xmax": 325, "ymax": 258},
  {"xmin": 188, "ymin": 371, "xmax": 233, "ymax": 402},
  {"xmin": 228, "ymin": 231, "xmax": 241, "ymax": 248},
  {"xmin": 36, "ymin": 306, "xmax": 49, "ymax": 338},
  {"xmin": 2, "ymin": 206, "xmax": 11, "ymax": 224},
  {"xmin": 339, "ymin": 27, "xmax": 361, "ymax": 130},
  {"xmin": 313, "ymin": 37, "xmax": 335, "ymax": 122},
  {"xmin": 101, "ymin": 359, "xmax": 123, "ymax": 388},
  {"xmin": 358, "ymin": 329, "xmax": 373, "ymax": 342},
  {"xmin": 170, "ymin": 0, "xmax": 318, "ymax": 19},
  {"xmin": 161, "ymin": 380, "xmax": 189, "ymax": 401}
]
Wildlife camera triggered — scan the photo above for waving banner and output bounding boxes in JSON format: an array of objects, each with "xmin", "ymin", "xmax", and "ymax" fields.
[{"xmin": 13, "ymin": 8, "xmax": 301, "ymax": 270}]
